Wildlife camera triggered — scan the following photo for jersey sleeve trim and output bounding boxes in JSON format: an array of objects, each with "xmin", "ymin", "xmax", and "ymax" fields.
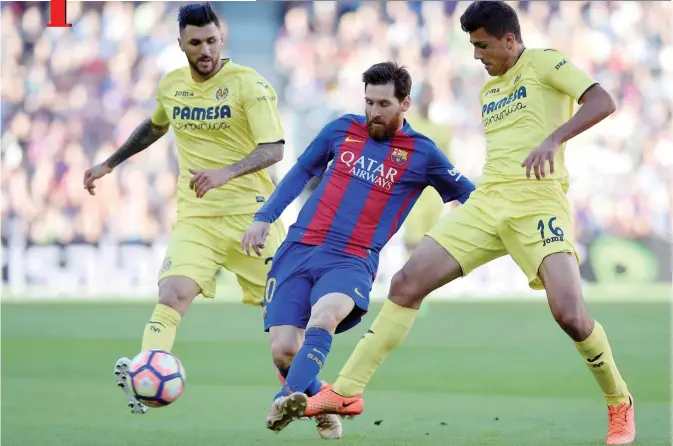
[
  {"xmin": 577, "ymin": 82, "xmax": 599, "ymax": 104},
  {"xmin": 258, "ymin": 139, "xmax": 286, "ymax": 145}
]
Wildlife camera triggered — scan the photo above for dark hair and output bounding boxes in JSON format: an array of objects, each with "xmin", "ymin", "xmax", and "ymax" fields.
[
  {"xmin": 362, "ymin": 62, "xmax": 412, "ymax": 102},
  {"xmin": 178, "ymin": 2, "xmax": 220, "ymax": 32},
  {"xmin": 460, "ymin": 1, "xmax": 522, "ymax": 43}
]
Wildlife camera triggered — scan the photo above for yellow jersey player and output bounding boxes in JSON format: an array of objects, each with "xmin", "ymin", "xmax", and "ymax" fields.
[
  {"xmin": 306, "ymin": 2, "xmax": 636, "ymax": 445},
  {"xmin": 82, "ymin": 2, "xmax": 287, "ymax": 415}
]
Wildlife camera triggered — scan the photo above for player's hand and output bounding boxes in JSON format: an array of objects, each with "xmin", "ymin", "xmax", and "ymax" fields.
[
  {"xmin": 188, "ymin": 167, "xmax": 233, "ymax": 198},
  {"xmin": 241, "ymin": 221, "xmax": 270, "ymax": 257},
  {"xmin": 83, "ymin": 163, "xmax": 113, "ymax": 196},
  {"xmin": 521, "ymin": 137, "xmax": 558, "ymax": 180}
]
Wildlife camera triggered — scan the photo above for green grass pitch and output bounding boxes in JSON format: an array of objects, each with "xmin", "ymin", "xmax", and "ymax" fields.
[{"xmin": 2, "ymin": 300, "xmax": 671, "ymax": 445}]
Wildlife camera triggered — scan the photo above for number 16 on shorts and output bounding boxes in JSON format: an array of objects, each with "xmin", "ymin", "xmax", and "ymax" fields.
[{"xmin": 537, "ymin": 217, "xmax": 565, "ymax": 247}]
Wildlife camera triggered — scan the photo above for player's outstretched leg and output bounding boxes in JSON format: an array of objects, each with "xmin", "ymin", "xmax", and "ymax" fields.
[
  {"xmin": 540, "ymin": 253, "xmax": 635, "ymax": 445},
  {"xmin": 114, "ymin": 276, "xmax": 200, "ymax": 414},
  {"xmin": 141, "ymin": 276, "xmax": 199, "ymax": 351},
  {"xmin": 268, "ymin": 326, "xmax": 341, "ymax": 437},
  {"xmin": 270, "ymin": 325, "xmax": 323, "ymax": 395},
  {"xmin": 266, "ymin": 293, "xmax": 354, "ymax": 436},
  {"xmin": 306, "ymin": 237, "xmax": 462, "ymax": 417}
]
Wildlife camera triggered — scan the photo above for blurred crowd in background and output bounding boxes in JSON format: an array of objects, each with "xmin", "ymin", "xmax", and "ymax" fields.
[{"xmin": 2, "ymin": 1, "xmax": 672, "ymax": 251}]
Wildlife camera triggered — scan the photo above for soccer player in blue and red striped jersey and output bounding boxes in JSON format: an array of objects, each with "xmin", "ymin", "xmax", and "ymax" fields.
[{"xmin": 241, "ymin": 62, "xmax": 475, "ymax": 437}]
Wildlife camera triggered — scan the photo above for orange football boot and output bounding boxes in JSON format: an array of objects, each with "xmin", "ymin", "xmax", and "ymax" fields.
[
  {"xmin": 305, "ymin": 384, "xmax": 364, "ymax": 418},
  {"xmin": 605, "ymin": 394, "xmax": 636, "ymax": 445}
]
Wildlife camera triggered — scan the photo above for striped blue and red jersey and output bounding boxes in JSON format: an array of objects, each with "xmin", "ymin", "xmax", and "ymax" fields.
[{"xmin": 255, "ymin": 114, "xmax": 475, "ymax": 272}]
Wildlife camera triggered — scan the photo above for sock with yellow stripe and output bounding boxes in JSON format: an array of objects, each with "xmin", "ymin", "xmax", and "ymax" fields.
[
  {"xmin": 141, "ymin": 304, "xmax": 182, "ymax": 352},
  {"xmin": 333, "ymin": 299, "xmax": 418, "ymax": 397},
  {"xmin": 574, "ymin": 321, "xmax": 630, "ymax": 407}
]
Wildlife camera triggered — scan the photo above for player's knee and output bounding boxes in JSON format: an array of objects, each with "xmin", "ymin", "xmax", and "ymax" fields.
[
  {"xmin": 158, "ymin": 277, "xmax": 199, "ymax": 316},
  {"xmin": 549, "ymin": 291, "xmax": 592, "ymax": 341},
  {"xmin": 553, "ymin": 310, "xmax": 590, "ymax": 341},
  {"xmin": 308, "ymin": 294, "xmax": 354, "ymax": 333},
  {"xmin": 389, "ymin": 268, "xmax": 423, "ymax": 307},
  {"xmin": 308, "ymin": 309, "xmax": 341, "ymax": 333},
  {"xmin": 270, "ymin": 336, "xmax": 301, "ymax": 368}
]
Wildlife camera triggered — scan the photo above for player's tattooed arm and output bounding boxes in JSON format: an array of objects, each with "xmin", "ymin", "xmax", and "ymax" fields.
[
  {"xmin": 226, "ymin": 141, "xmax": 284, "ymax": 179},
  {"xmin": 189, "ymin": 142, "xmax": 284, "ymax": 198},
  {"xmin": 104, "ymin": 118, "xmax": 169, "ymax": 169},
  {"xmin": 84, "ymin": 118, "xmax": 168, "ymax": 195}
]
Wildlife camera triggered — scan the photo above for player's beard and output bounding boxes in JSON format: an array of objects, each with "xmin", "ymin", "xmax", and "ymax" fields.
[
  {"xmin": 189, "ymin": 56, "xmax": 218, "ymax": 77},
  {"xmin": 366, "ymin": 113, "xmax": 402, "ymax": 142}
]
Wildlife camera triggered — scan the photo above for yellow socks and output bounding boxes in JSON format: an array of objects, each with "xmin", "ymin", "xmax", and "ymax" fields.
[
  {"xmin": 141, "ymin": 304, "xmax": 182, "ymax": 352},
  {"xmin": 333, "ymin": 299, "xmax": 418, "ymax": 397},
  {"xmin": 575, "ymin": 321, "xmax": 630, "ymax": 407}
]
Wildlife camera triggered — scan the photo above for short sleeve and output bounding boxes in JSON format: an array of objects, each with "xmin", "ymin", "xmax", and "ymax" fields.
[
  {"xmin": 535, "ymin": 50, "xmax": 597, "ymax": 103},
  {"xmin": 240, "ymin": 73, "xmax": 285, "ymax": 146},
  {"xmin": 150, "ymin": 89, "xmax": 170, "ymax": 127}
]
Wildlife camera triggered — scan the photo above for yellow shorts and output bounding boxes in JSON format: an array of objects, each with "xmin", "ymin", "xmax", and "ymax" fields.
[
  {"xmin": 427, "ymin": 181, "xmax": 578, "ymax": 290},
  {"xmin": 158, "ymin": 214, "xmax": 285, "ymax": 305},
  {"xmin": 403, "ymin": 187, "xmax": 444, "ymax": 246}
]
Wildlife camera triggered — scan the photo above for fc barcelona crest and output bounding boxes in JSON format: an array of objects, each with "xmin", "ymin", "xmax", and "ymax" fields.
[{"xmin": 391, "ymin": 148, "xmax": 408, "ymax": 165}]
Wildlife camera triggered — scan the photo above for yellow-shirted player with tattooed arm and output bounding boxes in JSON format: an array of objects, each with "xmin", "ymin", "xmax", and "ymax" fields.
[
  {"xmin": 308, "ymin": 2, "xmax": 636, "ymax": 444},
  {"xmin": 82, "ymin": 2, "xmax": 292, "ymax": 417}
]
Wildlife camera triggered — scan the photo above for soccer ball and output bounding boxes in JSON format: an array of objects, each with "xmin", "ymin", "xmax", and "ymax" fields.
[{"xmin": 128, "ymin": 349, "xmax": 186, "ymax": 407}]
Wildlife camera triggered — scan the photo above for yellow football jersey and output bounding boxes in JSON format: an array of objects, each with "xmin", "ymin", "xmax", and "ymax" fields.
[
  {"xmin": 478, "ymin": 49, "xmax": 596, "ymax": 191},
  {"xmin": 151, "ymin": 59, "xmax": 285, "ymax": 218}
]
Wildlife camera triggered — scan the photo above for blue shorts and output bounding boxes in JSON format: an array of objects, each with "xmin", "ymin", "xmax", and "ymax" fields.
[{"xmin": 263, "ymin": 242, "xmax": 374, "ymax": 334}]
